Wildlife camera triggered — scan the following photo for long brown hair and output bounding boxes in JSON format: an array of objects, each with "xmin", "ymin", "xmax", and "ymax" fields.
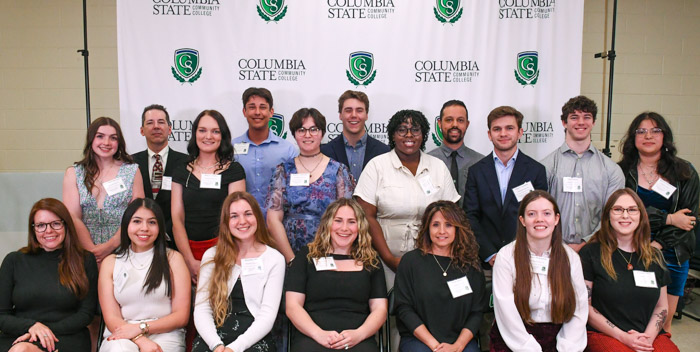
[
  {"xmin": 589, "ymin": 188, "xmax": 664, "ymax": 280},
  {"xmin": 415, "ymin": 201, "xmax": 481, "ymax": 272},
  {"xmin": 513, "ymin": 191, "xmax": 575, "ymax": 324},
  {"xmin": 203, "ymin": 192, "xmax": 272, "ymax": 327},
  {"xmin": 307, "ymin": 198, "xmax": 379, "ymax": 269},
  {"xmin": 75, "ymin": 117, "xmax": 133, "ymax": 192},
  {"xmin": 22, "ymin": 198, "xmax": 89, "ymax": 299}
]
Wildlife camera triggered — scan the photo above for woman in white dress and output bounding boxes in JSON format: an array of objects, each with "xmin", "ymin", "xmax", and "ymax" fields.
[{"xmin": 98, "ymin": 198, "xmax": 191, "ymax": 351}]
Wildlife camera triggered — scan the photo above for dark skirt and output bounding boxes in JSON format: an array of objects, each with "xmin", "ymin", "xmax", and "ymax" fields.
[{"xmin": 489, "ymin": 321, "xmax": 562, "ymax": 352}]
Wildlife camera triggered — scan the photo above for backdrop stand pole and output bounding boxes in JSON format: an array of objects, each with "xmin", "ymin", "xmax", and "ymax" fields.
[
  {"xmin": 77, "ymin": 0, "xmax": 91, "ymax": 129},
  {"xmin": 595, "ymin": 0, "xmax": 618, "ymax": 158}
]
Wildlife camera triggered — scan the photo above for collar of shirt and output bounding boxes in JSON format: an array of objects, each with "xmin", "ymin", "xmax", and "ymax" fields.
[
  {"xmin": 439, "ymin": 143, "xmax": 467, "ymax": 159},
  {"xmin": 558, "ymin": 141, "xmax": 596, "ymax": 156},
  {"xmin": 493, "ymin": 148, "xmax": 519, "ymax": 167},
  {"xmin": 342, "ymin": 133, "xmax": 367, "ymax": 148},
  {"xmin": 240, "ymin": 130, "xmax": 282, "ymax": 147},
  {"xmin": 528, "ymin": 247, "xmax": 552, "ymax": 258},
  {"xmin": 148, "ymin": 145, "xmax": 170, "ymax": 160},
  {"xmin": 389, "ymin": 149, "xmax": 429, "ymax": 174}
]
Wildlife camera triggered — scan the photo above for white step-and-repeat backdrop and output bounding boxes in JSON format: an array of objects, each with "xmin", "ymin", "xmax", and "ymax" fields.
[{"xmin": 118, "ymin": 0, "xmax": 582, "ymax": 159}]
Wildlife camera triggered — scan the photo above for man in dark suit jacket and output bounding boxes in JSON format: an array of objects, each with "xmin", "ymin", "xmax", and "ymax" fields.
[
  {"xmin": 321, "ymin": 90, "xmax": 389, "ymax": 182},
  {"xmin": 131, "ymin": 104, "xmax": 188, "ymax": 248},
  {"xmin": 463, "ymin": 106, "xmax": 547, "ymax": 267}
]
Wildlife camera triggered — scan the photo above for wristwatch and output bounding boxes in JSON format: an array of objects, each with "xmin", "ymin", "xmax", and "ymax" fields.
[{"xmin": 139, "ymin": 322, "xmax": 149, "ymax": 335}]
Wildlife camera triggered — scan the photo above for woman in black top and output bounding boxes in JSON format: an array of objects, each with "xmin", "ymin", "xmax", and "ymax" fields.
[
  {"xmin": 581, "ymin": 188, "xmax": 678, "ymax": 351},
  {"xmin": 0, "ymin": 198, "xmax": 97, "ymax": 352},
  {"xmin": 286, "ymin": 198, "xmax": 387, "ymax": 352},
  {"xmin": 171, "ymin": 109, "xmax": 246, "ymax": 283},
  {"xmin": 394, "ymin": 201, "xmax": 485, "ymax": 352}
]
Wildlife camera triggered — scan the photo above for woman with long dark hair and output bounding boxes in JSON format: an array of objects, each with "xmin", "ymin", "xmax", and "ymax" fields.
[
  {"xmin": 394, "ymin": 201, "xmax": 485, "ymax": 352},
  {"xmin": 63, "ymin": 117, "xmax": 145, "ymax": 263},
  {"xmin": 98, "ymin": 198, "xmax": 190, "ymax": 351},
  {"xmin": 0, "ymin": 198, "xmax": 97, "ymax": 352},
  {"xmin": 618, "ymin": 111, "xmax": 699, "ymax": 332},
  {"xmin": 581, "ymin": 189, "xmax": 678, "ymax": 351},
  {"xmin": 172, "ymin": 110, "xmax": 246, "ymax": 283},
  {"xmin": 490, "ymin": 190, "xmax": 588, "ymax": 351},
  {"xmin": 192, "ymin": 192, "xmax": 285, "ymax": 352}
]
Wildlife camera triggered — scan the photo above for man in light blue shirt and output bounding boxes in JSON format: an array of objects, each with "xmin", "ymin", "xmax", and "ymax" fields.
[{"xmin": 232, "ymin": 87, "xmax": 297, "ymax": 215}]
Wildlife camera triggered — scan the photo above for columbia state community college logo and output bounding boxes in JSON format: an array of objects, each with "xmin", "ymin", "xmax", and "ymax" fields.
[
  {"xmin": 346, "ymin": 52, "xmax": 377, "ymax": 86},
  {"xmin": 257, "ymin": 0, "xmax": 287, "ymax": 22},
  {"xmin": 434, "ymin": 0, "xmax": 463, "ymax": 23},
  {"xmin": 431, "ymin": 116, "xmax": 445, "ymax": 147},
  {"xmin": 269, "ymin": 113, "xmax": 288, "ymax": 139},
  {"xmin": 171, "ymin": 48, "xmax": 203, "ymax": 83},
  {"xmin": 514, "ymin": 51, "xmax": 539, "ymax": 86}
]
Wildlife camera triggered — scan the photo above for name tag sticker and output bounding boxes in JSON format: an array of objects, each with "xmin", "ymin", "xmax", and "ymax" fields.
[
  {"xmin": 447, "ymin": 276, "xmax": 472, "ymax": 298},
  {"xmin": 241, "ymin": 257, "xmax": 264, "ymax": 276},
  {"xmin": 103, "ymin": 178, "xmax": 127, "ymax": 196},
  {"xmin": 234, "ymin": 142, "xmax": 250, "ymax": 155},
  {"xmin": 161, "ymin": 176, "xmax": 172, "ymax": 191},
  {"xmin": 633, "ymin": 270, "xmax": 658, "ymax": 288},
  {"xmin": 563, "ymin": 177, "xmax": 583, "ymax": 193},
  {"xmin": 313, "ymin": 257, "xmax": 337, "ymax": 271},
  {"xmin": 530, "ymin": 256, "xmax": 550, "ymax": 275},
  {"xmin": 290, "ymin": 173, "xmax": 310, "ymax": 187},
  {"xmin": 651, "ymin": 178, "xmax": 677, "ymax": 199},
  {"xmin": 418, "ymin": 174, "xmax": 438, "ymax": 195},
  {"xmin": 200, "ymin": 174, "xmax": 222, "ymax": 189},
  {"xmin": 114, "ymin": 267, "xmax": 129, "ymax": 293},
  {"xmin": 513, "ymin": 181, "xmax": 535, "ymax": 202}
]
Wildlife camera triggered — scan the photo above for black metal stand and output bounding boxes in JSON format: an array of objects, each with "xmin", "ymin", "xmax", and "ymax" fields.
[
  {"xmin": 77, "ymin": 0, "xmax": 91, "ymax": 129},
  {"xmin": 595, "ymin": 0, "xmax": 618, "ymax": 158}
]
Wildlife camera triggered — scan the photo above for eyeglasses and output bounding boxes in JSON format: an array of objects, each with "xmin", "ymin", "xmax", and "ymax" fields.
[
  {"xmin": 611, "ymin": 206, "xmax": 640, "ymax": 215},
  {"xmin": 396, "ymin": 126, "xmax": 422, "ymax": 137},
  {"xmin": 32, "ymin": 220, "xmax": 65, "ymax": 232},
  {"xmin": 296, "ymin": 126, "xmax": 321, "ymax": 136},
  {"xmin": 635, "ymin": 128, "xmax": 663, "ymax": 136}
]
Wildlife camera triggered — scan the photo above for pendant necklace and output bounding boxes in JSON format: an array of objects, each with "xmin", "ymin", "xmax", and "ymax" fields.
[
  {"xmin": 617, "ymin": 248, "xmax": 634, "ymax": 271},
  {"xmin": 432, "ymin": 254, "xmax": 452, "ymax": 277}
]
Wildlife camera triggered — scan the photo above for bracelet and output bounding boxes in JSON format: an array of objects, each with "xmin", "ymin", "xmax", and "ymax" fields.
[{"xmin": 131, "ymin": 333, "xmax": 144, "ymax": 342}]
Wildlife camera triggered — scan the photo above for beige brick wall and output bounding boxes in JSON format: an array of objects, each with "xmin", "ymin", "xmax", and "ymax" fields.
[{"xmin": 1, "ymin": 0, "xmax": 699, "ymax": 171}]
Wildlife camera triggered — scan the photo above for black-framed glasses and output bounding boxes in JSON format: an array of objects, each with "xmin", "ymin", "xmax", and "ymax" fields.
[
  {"xmin": 635, "ymin": 128, "xmax": 663, "ymax": 136},
  {"xmin": 32, "ymin": 220, "xmax": 65, "ymax": 232},
  {"xmin": 396, "ymin": 126, "xmax": 421, "ymax": 137},
  {"xmin": 296, "ymin": 126, "xmax": 321, "ymax": 136},
  {"xmin": 611, "ymin": 206, "xmax": 640, "ymax": 215}
]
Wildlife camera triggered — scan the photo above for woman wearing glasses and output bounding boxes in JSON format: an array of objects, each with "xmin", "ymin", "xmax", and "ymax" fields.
[
  {"xmin": 355, "ymin": 110, "xmax": 459, "ymax": 288},
  {"xmin": 618, "ymin": 112, "xmax": 699, "ymax": 332},
  {"xmin": 581, "ymin": 189, "xmax": 678, "ymax": 351},
  {"xmin": 266, "ymin": 108, "xmax": 355, "ymax": 262},
  {"xmin": 0, "ymin": 198, "xmax": 97, "ymax": 352}
]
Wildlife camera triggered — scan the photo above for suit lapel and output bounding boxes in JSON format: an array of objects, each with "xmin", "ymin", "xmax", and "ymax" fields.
[
  {"xmin": 503, "ymin": 155, "xmax": 528, "ymax": 209},
  {"xmin": 332, "ymin": 137, "xmax": 349, "ymax": 166},
  {"xmin": 483, "ymin": 155, "xmax": 503, "ymax": 210}
]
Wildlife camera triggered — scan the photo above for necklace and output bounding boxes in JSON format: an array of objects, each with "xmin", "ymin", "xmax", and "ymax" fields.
[
  {"xmin": 98, "ymin": 163, "xmax": 117, "ymax": 184},
  {"xmin": 196, "ymin": 158, "xmax": 217, "ymax": 171},
  {"xmin": 638, "ymin": 163, "xmax": 659, "ymax": 187},
  {"xmin": 299, "ymin": 151, "xmax": 321, "ymax": 157},
  {"xmin": 432, "ymin": 254, "xmax": 452, "ymax": 277},
  {"xmin": 128, "ymin": 249, "xmax": 150, "ymax": 270},
  {"xmin": 297, "ymin": 155, "xmax": 323, "ymax": 174},
  {"xmin": 616, "ymin": 248, "xmax": 634, "ymax": 271}
]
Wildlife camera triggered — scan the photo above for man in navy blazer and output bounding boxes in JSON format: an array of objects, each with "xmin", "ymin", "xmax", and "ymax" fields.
[
  {"xmin": 463, "ymin": 106, "xmax": 547, "ymax": 267},
  {"xmin": 321, "ymin": 90, "xmax": 389, "ymax": 181},
  {"xmin": 131, "ymin": 104, "xmax": 188, "ymax": 248}
]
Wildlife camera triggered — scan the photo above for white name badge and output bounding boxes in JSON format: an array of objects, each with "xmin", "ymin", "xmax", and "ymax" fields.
[
  {"xmin": 200, "ymin": 173, "xmax": 222, "ymax": 189},
  {"xmin": 447, "ymin": 276, "xmax": 473, "ymax": 298},
  {"xmin": 418, "ymin": 174, "xmax": 438, "ymax": 195},
  {"xmin": 651, "ymin": 178, "xmax": 677, "ymax": 199},
  {"xmin": 513, "ymin": 181, "xmax": 535, "ymax": 202},
  {"xmin": 530, "ymin": 256, "xmax": 550, "ymax": 275},
  {"xmin": 114, "ymin": 266, "xmax": 129, "ymax": 293},
  {"xmin": 103, "ymin": 178, "xmax": 127, "ymax": 196},
  {"xmin": 241, "ymin": 257, "xmax": 264, "ymax": 276},
  {"xmin": 633, "ymin": 270, "xmax": 658, "ymax": 288},
  {"xmin": 234, "ymin": 142, "xmax": 250, "ymax": 155},
  {"xmin": 313, "ymin": 257, "xmax": 337, "ymax": 271},
  {"xmin": 161, "ymin": 176, "xmax": 172, "ymax": 191},
  {"xmin": 563, "ymin": 177, "xmax": 583, "ymax": 193},
  {"xmin": 290, "ymin": 173, "xmax": 310, "ymax": 187}
]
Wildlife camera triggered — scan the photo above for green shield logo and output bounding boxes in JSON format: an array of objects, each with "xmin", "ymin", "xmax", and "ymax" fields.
[
  {"xmin": 269, "ymin": 113, "xmax": 288, "ymax": 139},
  {"xmin": 257, "ymin": 0, "xmax": 287, "ymax": 22},
  {"xmin": 434, "ymin": 0, "xmax": 463, "ymax": 23},
  {"xmin": 171, "ymin": 48, "xmax": 203, "ymax": 83},
  {"xmin": 346, "ymin": 51, "xmax": 377, "ymax": 86},
  {"xmin": 514, "ymin": 51, "xmax": 539, "ymax": 86},
  {"xmin": 431, "ymin": 116, "xmax": 444, "ymax": 147}
]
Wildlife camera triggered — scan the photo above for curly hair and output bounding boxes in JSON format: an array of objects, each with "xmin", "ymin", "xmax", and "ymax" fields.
[
  {"xmin": 307, "ymin": 198, "xmax": 379, "ymax": 269},
  {"xmin": 415, "ymin": 201, "xmax": 481, "ymax": 272},
  {"xmin": 386, "ymin": 109, "xmax": 430, "ymax": 151},
  {"xmin": 75, "ymin": 117, "xmax": 134, "ymax": 193},
  {"xmin": 618, "ymin": 111, "xmax": 691, "ymax": 184},
  {"xmin": 589, "ymin": 188, "xmax": 664, "ymax": 280},
  {"xmin": 560, "ymin": 95, "xmax": 597, "ymax": 122},
  {"xmin": 186, "ymin": 110, "xmax": 234, "ymax": 170}
]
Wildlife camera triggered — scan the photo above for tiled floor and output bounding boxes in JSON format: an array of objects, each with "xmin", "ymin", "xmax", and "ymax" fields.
[{"xmin": 673, "ymin": 285, "xmax": 700, "ymax": 351}]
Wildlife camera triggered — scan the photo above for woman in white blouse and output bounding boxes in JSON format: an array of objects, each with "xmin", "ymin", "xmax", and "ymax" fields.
[
  {"xmin": 491, "ymin": 190, "xmax": 588, "ymax": 352},
  {"xmin": 192, "ymin": 192, "xmax": 285, "ymax": 352}
]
